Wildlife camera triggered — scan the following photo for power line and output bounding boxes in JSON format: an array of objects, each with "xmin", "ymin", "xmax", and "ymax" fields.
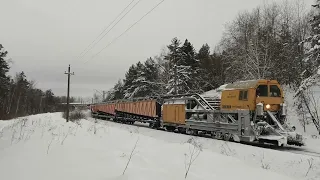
[
  {"xmin": 79, "ymin": 0, "xmax": 142, "ymax": 60},
  {"xmin": 86, "ymin": 0, "xmax": 165, "ymax": 62},
  {"xmin": 78, "ymin": 0, "xmax": 136, "ymax": 58}
]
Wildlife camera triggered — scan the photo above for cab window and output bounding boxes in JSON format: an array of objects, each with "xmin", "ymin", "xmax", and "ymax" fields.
[
  {"xmin": 256, "ymin": 85, "xmax": 268, "ymax": 97},
  {"xmin": 239, "ymin": 90, "xmax": 248, "ymax": 100},
  {"xmin": 270, "ymin": 85, "xmax": 281, "ymax": 97}
]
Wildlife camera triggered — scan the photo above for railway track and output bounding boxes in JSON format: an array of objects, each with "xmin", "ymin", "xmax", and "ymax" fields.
[
  {"xmin": 92, "ymin": 115, "xmax": 320, "ymax": 158},
  {"xmin": 276, "ymin": 146, "xmax": 320, "ymax": 157},
  {"xmin": 239, "ymin": 141, "xmax": 320, "ymax": 157}
]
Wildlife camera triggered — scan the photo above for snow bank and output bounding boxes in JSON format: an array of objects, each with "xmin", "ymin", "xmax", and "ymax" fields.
[
  {"xmin": 0, "ymin": 112, "xmax": 305, "ymax": 180},
  {"xmin": 282, "ymin": 86, "xmax": 319, "ymax": 136}
]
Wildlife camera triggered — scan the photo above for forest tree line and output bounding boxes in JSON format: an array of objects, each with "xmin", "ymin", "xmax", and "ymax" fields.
[
  {"xmin": 0, "ymin": 45, "xmax": 83, "ymax": 120},
  {"xmin": 105, "ymin": 0, "xmax": 320, "ymax": 133}
]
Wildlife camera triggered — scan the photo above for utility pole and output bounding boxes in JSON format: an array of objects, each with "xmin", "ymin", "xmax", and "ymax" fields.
[{"xmin": 64, "ymin": 64, "xmax": 74, "ymax": 122}]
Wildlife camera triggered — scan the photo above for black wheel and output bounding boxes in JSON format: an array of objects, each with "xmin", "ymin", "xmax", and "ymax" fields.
[
  {"xmin": 178, "ymin": 128, "xmax": 186, "ymax": 134},
  {"xmin": 190, "ymin": 129, "xmax": 198, "ymax": 136},
  {"xmin": 223, "ymin": 133, "xmax": 231, "ymax": 141},
  {"xmin": 166, "ymin": 126, "xmax": 175, "ymax": 132}
]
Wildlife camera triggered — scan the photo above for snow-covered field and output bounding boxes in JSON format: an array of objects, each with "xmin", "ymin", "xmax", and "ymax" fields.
[{"xmin": 0, "ymin": 112, "xmax": 319, "ymax": 180}]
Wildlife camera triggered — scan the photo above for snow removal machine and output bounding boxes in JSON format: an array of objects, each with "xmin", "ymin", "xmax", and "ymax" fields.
[{"xmin": 91, "ymin": 79, "xmax": 305, "ymax": 147}]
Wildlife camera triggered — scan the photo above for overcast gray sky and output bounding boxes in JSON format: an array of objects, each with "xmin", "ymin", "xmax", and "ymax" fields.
[{"xmin": 0, "ymin": 0, "xmax": 314, "ymax": 100}]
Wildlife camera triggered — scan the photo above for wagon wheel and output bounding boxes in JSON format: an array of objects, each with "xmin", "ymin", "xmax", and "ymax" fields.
[
  {"xmin": 211, "ymin": 131, "xmax": 217, "ymax": 139},
  {"xmin": 215, "ymin": 132, "xmax": 223, "ymax": 140},
  {"xmin": 193, "ymin": 130, "xmax": 199, "ymax": 136},
  {"xmin": 178, "ymin": 127, "xmax": 186, "ymax": 134},
  {"xmin": 166, "ymin": 126, "xmax": 175, "ymax": 132},
  {"xmin": 223, "ymin": 133, "xmax": 231, "ymax": 141}
]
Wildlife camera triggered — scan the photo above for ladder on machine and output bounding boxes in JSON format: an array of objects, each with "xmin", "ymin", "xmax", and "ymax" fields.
[
  {"xmin": 193, "ymin": 94, "xmax": 236, "ymax": 123},
  {"xmin": 191, "ymin": 94, "xmax": 217, "ymax": 121},
  {"xmin": 192, "ymin": 94, "xmax": 215, "ymax": 110},
  {"xmin": 203, "ymin": 97, "xmax": 221, "ymax": 110}
]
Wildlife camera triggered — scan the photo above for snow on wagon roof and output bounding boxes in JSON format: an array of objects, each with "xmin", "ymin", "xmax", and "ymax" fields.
[
  {"xmin": 223, "ymin": 79, "xmax": 260, "ymax": 90},
  {"xmin": 201, "ymin": 84, "xmax": 227, "ymax": 98},
  {"xmin": 201, "ymin": 79, "xmax": 275, "ymax": 98}
]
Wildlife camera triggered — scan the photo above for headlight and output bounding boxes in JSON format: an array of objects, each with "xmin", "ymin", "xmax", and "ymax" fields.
[{"xmin": 266, "ymin": 104, "xmax": 271, "ymax": 109}]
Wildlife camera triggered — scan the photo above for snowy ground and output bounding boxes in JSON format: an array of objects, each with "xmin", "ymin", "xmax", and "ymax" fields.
[{"xmin": 0, "ymin": 112, "xmax": 319, "ymax": 180}]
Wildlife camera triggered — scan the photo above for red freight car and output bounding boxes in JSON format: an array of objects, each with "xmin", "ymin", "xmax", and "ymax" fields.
[
  {"xmin": 91, "ymin": 103, "xmax": 116, "ymax": 115},
  {"xmin": 91, "ymin": 98, "xmax": 161, "ymax": 126},
  {"xmin": 115, "ymin": 99, "xmax": 158, "ymax": 118}
]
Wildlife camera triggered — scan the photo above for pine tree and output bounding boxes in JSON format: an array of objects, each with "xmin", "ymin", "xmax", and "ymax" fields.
[
  {"xmin": 142, "ymin": 57, "xmax": 161, "ymax": 96},
  {"xmin": 106, "ymin": 79, "xmax": 125, "ymax": 101},
  {"xmin": 123, "ymin": 64, "xmax": 138, "ymax": 98},
  {"xmin": 180, "ymin": 39, "xmax": 197, "ymax": 66},
  {"xmin": 0, "ymin": 44, "xmax": 11, "ymax": 117},
  {"xmin": 122, "ymin": 62, "xmax": 147, "ymax": 98},
  {"xmin": 211, "ymin": 53, "xmax": 225, "ymax": 87},
  {"xmin": 164, "ymin": 37, "xmax": 182, "ymax": 65},
  {"xmin": 180, "ymin": 39, "xmax": 200, "ymax": 93},
  {"xmin": 197, "ymin": 44, "xmax": 210, "ymax": 64},
  {"xmin": 164, "ymin": 37, "xmax": 192, "ymax": 94},
  {"xmin": 131, "ymin": 61, "xmax": 146, "ymax": 97},
  {"xmin": 197, "ymin": 44, "xmax": 214, "ymax": 91}
]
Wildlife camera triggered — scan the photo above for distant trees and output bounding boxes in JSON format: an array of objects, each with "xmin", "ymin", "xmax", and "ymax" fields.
[
  {"xmin": 0, "ymin": 44, "xmax": 62, "ymax": 120},
  {"xmin": 220, "ymin": 1, "xmax": 309, "ymax": 85}
]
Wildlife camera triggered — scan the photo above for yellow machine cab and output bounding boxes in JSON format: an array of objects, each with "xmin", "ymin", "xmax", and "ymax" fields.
[{"xmin": 220, "ymin": 79, "xmax": 284, "ymax": 113}]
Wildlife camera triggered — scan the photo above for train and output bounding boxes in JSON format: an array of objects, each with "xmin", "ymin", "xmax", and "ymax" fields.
[{"xmin": 90, "ymin": 79, "xmax": 305, "ymax": 147}]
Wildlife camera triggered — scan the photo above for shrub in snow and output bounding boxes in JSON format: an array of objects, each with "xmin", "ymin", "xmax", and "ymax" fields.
[
  {"xmin": 62, "ymin": 109, "xmax": 86, "ymax": 122},
  {"xmin": 220, "ymin": 142, "xmax": 237, "ymax": 156},
  {"xmin": 260, "ymin": 152, "xmax": 271, "ymax": 170},
  {"xmin": 305, "ymin": 158, "xmax": 315, "ymax": 177},
  {"xmin": 184, "ymin": 137, "xmax": 202, "ymax": 179}
]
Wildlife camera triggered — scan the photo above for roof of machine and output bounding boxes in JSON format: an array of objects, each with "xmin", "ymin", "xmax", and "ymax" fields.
[{"xmin": 222, "ymin": 79, "xmax": 279, "ymax": 90}]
